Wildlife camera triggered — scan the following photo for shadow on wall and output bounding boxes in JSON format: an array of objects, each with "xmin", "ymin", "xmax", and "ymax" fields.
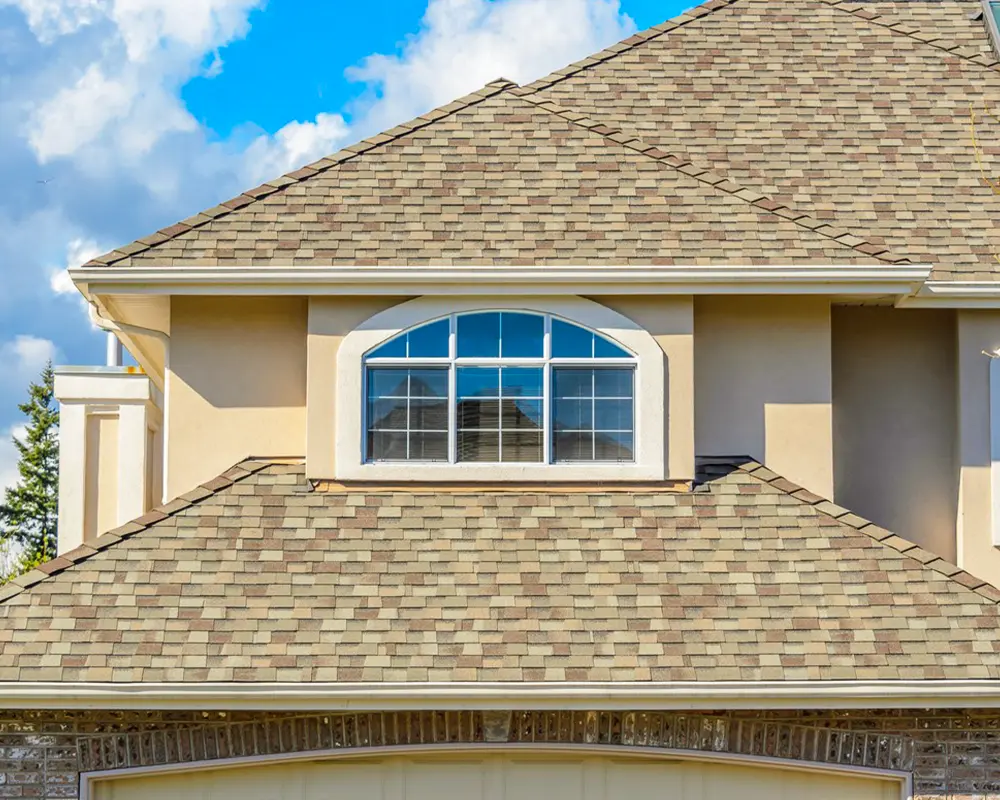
[{"xmin": 832, "ymin": 306, "xmax": 959, "ymax": 562}]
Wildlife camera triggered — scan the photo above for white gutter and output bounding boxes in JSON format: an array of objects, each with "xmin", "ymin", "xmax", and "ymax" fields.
[
  {"xmin": 71, "ymin": 264, "xmax": 932, "ymax": 297},
  {"xmin": 899, "ymin": 281, "xmax": 1000, "ymax": 308},
  {"xmin": 3, "ymin": 680, "xmax": 1000, "ymax": 711}
]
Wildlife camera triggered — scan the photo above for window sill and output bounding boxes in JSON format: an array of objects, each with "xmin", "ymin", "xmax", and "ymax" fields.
[{"xmin": 334, "ymin": 462, "xmax": 665, "ymax": 482}]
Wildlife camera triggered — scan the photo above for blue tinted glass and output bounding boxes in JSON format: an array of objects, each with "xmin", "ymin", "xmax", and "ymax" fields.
[
  {"xmin": 501, "ymin": 367, "xmax": 543, "ymax": 397},
  {"xmin": 594, "ymin": 334, "xmax": 630, "ymax": 358},
  {"xmin": 457, "ymin": 312, "xmax": 501, "ymax": 358},
  {"xmin": 551, "ymin": 319, "xmax": 594, "ymax": 358},
  {"xmin": 501, "ymin": 312, "xmax": 544, "ymax": 358},
  {"xmin": 368, "ymin": 335, "xmax": 406, "ymax": 359},
  {"xmin": 594, "ymin": 368, "xmax": 633, "ymax": 398},
  {"xmin": 368, "ymin": 368, "xmax": 410, "ymax": 397},
  {"xmin": 409, "ymin": 369, "xmax": 449, "ymax": 398},
  {"xmin": 407, "ymin": 318, "xmax": 450, "ymax": 358},
  {"xmin": 595, "ymin": 399, "xmax": 633, "ymax": 430},
  {"xmin": 553, "ymin": 368, "xmax": 593, "ymax": 398},
  {"xmin": 458, "ymin": 367, "xmax": 500, "ymax": 398}
]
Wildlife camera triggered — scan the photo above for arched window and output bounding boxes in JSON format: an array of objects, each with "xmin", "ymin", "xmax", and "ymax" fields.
[{"xmin": 364, "ymin": 311, "xmax": 636, "ymax": 464}]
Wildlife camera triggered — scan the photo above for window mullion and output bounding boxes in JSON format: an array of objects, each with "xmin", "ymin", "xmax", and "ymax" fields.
[{"xmin": 449, "ymin": 315, "xmax": 457, "ymax": 464}]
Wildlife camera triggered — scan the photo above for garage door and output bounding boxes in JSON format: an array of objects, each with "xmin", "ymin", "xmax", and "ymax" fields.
[{"xmin": 91, "ymin": 753, "xmax": 901, "ymax": 800}]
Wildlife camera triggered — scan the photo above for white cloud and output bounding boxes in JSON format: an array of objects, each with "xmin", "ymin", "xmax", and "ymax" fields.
[
  {"xmin": 22, "ymin": 0, "xmax": 262, "ymax": 163},
  {"xmin": 0, "ymin": 0, "xmax": 107, "ymax": 42},
  {"xmin": 347, "ymin": 0, "xmax": 636, "ymax": 136},
  {"xmin": 49, "ymin": 237, "xmax": 103, "ymax": 297},
  {"xmin": 0, "ymin": 336, "xmax": 57, "ymax": 380},
  {"xmin": 244, "ymin": 113, "xmax": 350, "ymax": 186}
]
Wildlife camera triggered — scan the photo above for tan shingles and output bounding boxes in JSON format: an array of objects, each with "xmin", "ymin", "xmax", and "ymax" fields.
[
  {"xmin": 0, "ymin": 458, "xmax": 999, "ymax": 683},
  {"xmin": 533, "ymin": 0, "xmax": 1000, "ymax": 280}
]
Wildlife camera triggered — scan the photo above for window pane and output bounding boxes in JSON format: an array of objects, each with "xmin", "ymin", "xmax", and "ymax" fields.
[
  {"xmin": 459, "ymin": 431, "xmax": 500, "ymax": 462},
  {"xmin": 458, "ymin": 399, "xmax": 499, "ymax": 429},
  {"xmin": 407, "ymin": 318, "xmax": 450, "ymax": 358},
  {"xmin": 368, "ymin": 335, "xmax": 406, "ymax": 359},
  {"xmin": 369, "ymin": 398, "xmax": 407, "ymax": 430},
  {"xmin": 409, "ymin": 369, "xmax": 449, "ymax": 398},
  {"xmin": 503, "ymin": 430, "xmax": 543, "ymax": 462},
  {"xmin": 501, "ymin": 312, "xmax": 544, "ymax": 358},
  {"xmin": 368, "ymin": 431, "xmax": 408, "ymax": 461},
  {"xmin": 553, "ymin": 399, "xmax": 592, "ymax": 431},
  {"xmin": 595, "ymin": 432, "xmax": 634, "ymax": 461},
  {"xmin": 553, "ymin": 368, "xmax": 593, "ymax": 399},
  {"xmin": 502, "ymin": 399, "xmax": 542, "ymax": 429},
  {"xmin": 595, "ymin": 399, "xmax": 633, "ymax": 431},
  {"xmin": 457, "ymin": 312, "xmax": 501, "ymax": 358},
  {"xmin": 552, "ymin": 367, "xmax": 634, "ymax": 464},
  {"xmin": 410, "ymin": 399, "xmax": 448, "ymax": 430},
  {"xmin": 410, "ymin": 432, "xmax": 449, "ymax": 461},
  {"xmin": 594, "ymin": 334, "xmax": 630, "ymax": 358},
  {"xmin": 500, "ymin": 366, "xmax": 543, "ymax": 397},
  {"xmin": 594, "ymin": 368, "xmax": 633, "ymax": 398},
  {"xmin": 458, "ymin": 366, "xmax": 500, "ymax": 398},
  {"xmin": 554, "ymin": 431, "xmax": 593, "ymax": 461},
  {"xmin": 368, "ymin": 369, "xmax": 410, "ymax": 398},
  {"xmin": 551, "ymin": 318, "xmax": 593, "ymax": 358},
  {"xmin": 367, "ymin": 367, "xmax": 449, "ymax": 462}
]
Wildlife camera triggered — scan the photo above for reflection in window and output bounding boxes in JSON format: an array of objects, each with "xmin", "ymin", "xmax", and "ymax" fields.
[{"xmin": 363, "ymin": 312, "xmax": 636, "ymax": 464}]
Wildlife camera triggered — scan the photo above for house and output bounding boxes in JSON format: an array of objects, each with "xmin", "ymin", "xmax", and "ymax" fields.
[{"xmin": 3, "ymin": 0, "xmax": 1000, "ymax": 797}]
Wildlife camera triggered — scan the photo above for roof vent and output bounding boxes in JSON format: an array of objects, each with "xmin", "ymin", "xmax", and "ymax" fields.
[{"xmin": 986, "ymin": 0, "xmax": 1000, "ymax": 58}]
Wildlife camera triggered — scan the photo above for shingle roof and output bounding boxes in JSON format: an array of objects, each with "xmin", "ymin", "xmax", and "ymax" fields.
[
  {"xmin": 85, "ymin": 83, "xmax": 891, "ymax": 267},
  {"xmin": 84, "ymin": 0, "xmax": 1000, "ymax": 276},
  {"xmin": 2, "ymin": 458, "xmax": 999, "ymax": 683},
  {"xmin": 531, "ymin": 0, "xmax": 1000, "ymax": 280}
]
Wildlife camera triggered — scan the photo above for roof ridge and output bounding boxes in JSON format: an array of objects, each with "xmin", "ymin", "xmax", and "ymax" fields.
[
  {"xmin": 514, "ymin": 93, "xmax": 910, "ymax": 264},
  {"xmin": 517, "ymin": 0, "xmax": 741, "ymax": 96},
  {"xmin": 702, "ymin": 456, "xmax": 1000, "ymax": 605},
  {"xmin": 820, "ymin": 0, "xmax": 1000, "ymax": 71},
  {"xmin": 0, "ymin": 457, "xmax": 286, "ymax": 605},
  {"xmin": 84, "ymin": 79, "xmax": 520, "ymax": 269}
]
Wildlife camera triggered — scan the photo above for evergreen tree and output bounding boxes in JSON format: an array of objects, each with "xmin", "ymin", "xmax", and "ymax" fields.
[{"xmin": 0, "ymin": 363, "xmax": 59, "ymax": 574}]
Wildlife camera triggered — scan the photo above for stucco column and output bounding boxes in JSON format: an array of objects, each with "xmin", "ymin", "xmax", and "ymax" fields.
[
  {"xmin": 116, "ymin": 402, "xmax": 150, "ymax": 526},
  {"xmin": 56, "ymin": 402, "xmax": 87, "ymax": 554},
  {"xmin": 956, "ymin": 311, "xmax": 1000, "ymax": 586}
]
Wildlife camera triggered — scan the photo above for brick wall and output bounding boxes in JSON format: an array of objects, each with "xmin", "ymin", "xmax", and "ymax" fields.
[{"xmin": 0, "ymin": 709, "xmax": 997, "ymax": 799}]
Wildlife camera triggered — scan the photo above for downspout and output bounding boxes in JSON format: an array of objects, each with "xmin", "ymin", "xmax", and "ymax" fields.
[{"xmin": 88, "ymin": 303, "xmax": 171, "ymax": 504}]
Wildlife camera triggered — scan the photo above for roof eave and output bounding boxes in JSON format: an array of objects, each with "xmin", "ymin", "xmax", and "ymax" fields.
[
  {"xmin": 898, "ymin": 280, "xmax": 1000, "ymax": 308},
  {"xmin": 3, "ymin": 679, "xmax": 1000, "ymax": 711},
  {"xmin": 72, "ymin": 264, "xmax": 933, "ymax": 298}
]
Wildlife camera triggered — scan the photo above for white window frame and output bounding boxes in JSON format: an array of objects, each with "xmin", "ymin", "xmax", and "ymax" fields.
[
  {"xmin": 336, "ymin": 297, "xmax": 666, "ymax": 482},
  {"xmin": 363, "ymin": 312, "xmax": 637, "ymax": 466}
]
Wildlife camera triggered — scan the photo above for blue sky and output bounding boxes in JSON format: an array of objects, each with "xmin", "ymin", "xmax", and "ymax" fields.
[{"xmin": 0, "ymin": 0, "xmax": 692, "ymax": 487}]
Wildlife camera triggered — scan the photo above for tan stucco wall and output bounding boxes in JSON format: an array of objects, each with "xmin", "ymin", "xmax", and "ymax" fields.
[
  {"xmin": 306, "ymin": 296, "xmax": 407, "ymax": 479},
  {"xmin": 832, "ymin": 307, "xmax": 957, "ymax": 561},
  {"xmin": 694, "ymin": 296, "xmax": 833, "ymax": 498},
  {"xmin": 597, "ymin": 297, "xmax": 695, "ymax": 480},
  {"xmin": 167, "ymin": 297, "xmax": 308, "ymax": 498},
  {"xmin": 957, "ymin": 311, "xmax": 1000, "ymax": 587},
  {"xmin": 84, "ymin": 413, "xmax": 118, "ymax": 541}
]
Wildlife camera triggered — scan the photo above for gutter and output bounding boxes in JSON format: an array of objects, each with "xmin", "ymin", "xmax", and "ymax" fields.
[
  {"xmin": 3, "ymin": 680, "xmax": 1000, "ymax": 711},
  {"xmin": 70, "ymin": 264, "xmax": 933, "ymax": 297}
]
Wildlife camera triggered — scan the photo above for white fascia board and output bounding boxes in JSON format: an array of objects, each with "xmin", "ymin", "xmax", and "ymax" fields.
[
  {"xmin": 991, "ymin": 352, "xmax": 1000, "ymax": 547},
  {"xmin": 70, "ymin": 265, "xmax": 932, "ymax": 297},
  {"xmin": 899, "ymin": 281, "xmax": 1000, "ymax": 308},
  {"xmin": 4, "ymin": 680, "xmax": 1000, "ymax": 711}
]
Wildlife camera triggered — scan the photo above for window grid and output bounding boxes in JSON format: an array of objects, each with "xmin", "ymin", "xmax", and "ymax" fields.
[{"xmin": 364, "ymin": 312, "xmax": 636, "ymax": 465}]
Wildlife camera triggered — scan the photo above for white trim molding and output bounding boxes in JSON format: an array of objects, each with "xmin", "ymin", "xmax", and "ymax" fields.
[
  {"xmin": 334, "ymin": 296, "xmax": 666, "ymax": 482},
  {"xmin": 7, "ymin": 680, "xmax": 1000, "ymax": 711},
  {"xmin": 989, "ymin": 349, "xmax": 1000, "ymax": 546},
  {"xmin": 79, "ymin": 744, "xmax": 912, "ymax": 800},
  {"xmin": 71, "ymin": 264, "xmax": 933, "ymax": 297}
]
